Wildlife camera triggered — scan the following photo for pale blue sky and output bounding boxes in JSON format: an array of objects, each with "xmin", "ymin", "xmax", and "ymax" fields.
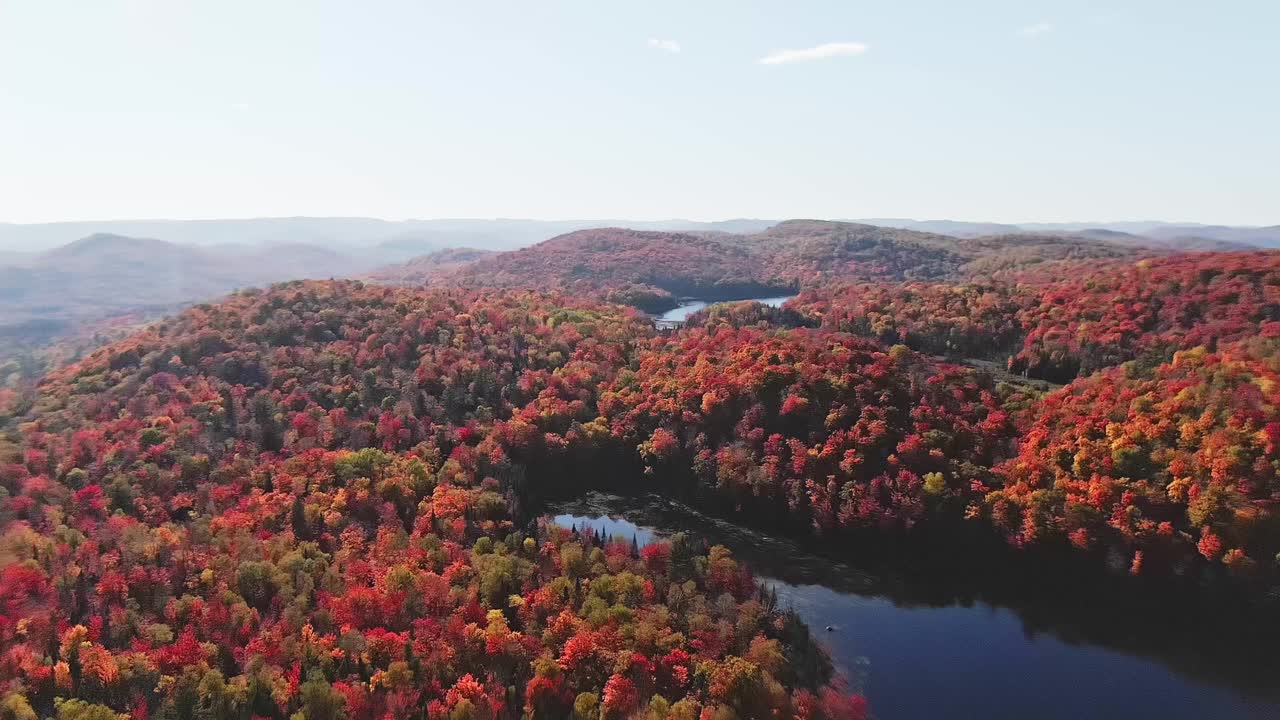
[{"xmin": 1, "ymin": 1, "xmax": 1276, "ymax": 224}]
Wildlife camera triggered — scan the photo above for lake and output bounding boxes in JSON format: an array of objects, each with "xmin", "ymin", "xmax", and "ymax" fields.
[
  {"xmin": 550, "ymin": 493, "xmax": 1280, "ymax": 720},
  {"xmin": 657, "ymin": 295, "xmax": 796, "ymax": 323}
]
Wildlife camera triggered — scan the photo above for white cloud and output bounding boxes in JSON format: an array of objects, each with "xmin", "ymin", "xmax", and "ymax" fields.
[
  {"xmin": 758, "ymin": 42, "xmax": 869, "ymax": 65},
  {"xmin": 647, "ymin": 38, "xmax": 681, "ymax": 53},
  {"xmin": 1018, "ymin": 22, "xmax": 1053, "ymax": 37}
]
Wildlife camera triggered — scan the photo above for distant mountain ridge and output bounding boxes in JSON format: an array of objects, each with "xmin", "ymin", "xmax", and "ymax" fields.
[
  {"xmin": 0, "ymin": 217, "xmax": 779, "ymax": 253},
  {"xmin": 3, "ymin": 216, "xmax": 1274, "ymax": 256},
  {"xmin": 0, "ymin": 232, "xmax": 367, "ymax": 330},
  {"xmin": 0, "ymin": 217, "xmax": 1240, "ymax": 333},
  {"xmin": 854, "ymin": 218, "xmax": 1279, "ymax": 248}
]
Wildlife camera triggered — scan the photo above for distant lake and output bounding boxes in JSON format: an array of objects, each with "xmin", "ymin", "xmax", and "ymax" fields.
[
  {"xmin": 657, "ymin": 295, "xmax": 796, "ymax": 323},
  {"xmin": 550, "ymin": 493, "xmax": 1280, "ymax": 720}
]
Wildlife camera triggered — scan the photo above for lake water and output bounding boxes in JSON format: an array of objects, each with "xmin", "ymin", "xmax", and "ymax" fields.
[
  {"xmin": 657, "ymin": 295, "xmax": 796, "ymax": 323},
  {"xmin": 550, "ymin": 494, "xmax": 1280, "ymax": 720}
]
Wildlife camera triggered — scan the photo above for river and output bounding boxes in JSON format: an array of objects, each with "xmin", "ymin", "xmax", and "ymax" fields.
[{"xmin": 549, "ymin": 493, "xmax": 1280, "ymax": 720}]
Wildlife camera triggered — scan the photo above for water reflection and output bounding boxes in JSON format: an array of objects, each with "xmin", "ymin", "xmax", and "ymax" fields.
[
  {"xmin": 550, "ymin": 493, "xmax": 1280, "ymax": 720},
  {"xmin": 657, "ymin": 295, "xmax": 796, "ymax": 323},
  {"xmin": 551, "ymin": 513, "xmax": 657, "ymax": 547}
]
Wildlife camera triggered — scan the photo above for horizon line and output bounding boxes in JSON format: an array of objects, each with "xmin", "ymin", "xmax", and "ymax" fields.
[{"xmin": 0, "ymin": 215, "xmax": 1273, "ymax": 229}]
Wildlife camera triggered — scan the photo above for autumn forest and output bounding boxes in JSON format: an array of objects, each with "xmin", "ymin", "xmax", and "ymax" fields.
[{"xmin": 3, "ymin": 220, "xmax": 1280, "ymax": 719}]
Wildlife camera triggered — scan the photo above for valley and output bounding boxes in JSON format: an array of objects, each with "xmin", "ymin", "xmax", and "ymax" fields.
[
  {"xmin": 3, "ymin": 220, "xmax": 1280, "ymax": 720},
  {"xmin": 551, "ymin": 494, "xmax": 1280, "ymax": 719},
  {"xmin": 4, "ymin": 4, "xmax": 1274, "ymax": 716}
]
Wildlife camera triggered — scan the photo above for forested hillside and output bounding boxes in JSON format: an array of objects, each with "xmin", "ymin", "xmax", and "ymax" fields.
[
  {"xmin": 0, "ymin": 284, "xmax": 867, "ymax": 719},
  {"xmin": 0, "ymin": 220, "xmax": 1158, "ymax": 390},
  {"xmin": 382, "ymin": 221, "xmax": 1139, "ymax": 313},
  {"xmin": 792, "ymin": 251, "xmax": 1280, "ymax": 382},
  {"xmin": 364, "ymin": 249, "xmax": 496, "ymax": 286},
  {"xmin": 4, "ymin": 232, "xmax": 1280, "ymax": 719},
  {"xmin": 435, "ymin": 228, "xmax": 793, "ymax": 313}
]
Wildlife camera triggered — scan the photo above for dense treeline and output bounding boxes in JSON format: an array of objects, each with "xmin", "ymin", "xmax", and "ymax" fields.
[
  {"xmin": 388, "ymin": 221, "xmax": 1135, "ymax": 314},
  {"xmin": 991, "ymin": 334, "xmax": 1280, "ymax": 575},
  {"xmin": 438, "ymin": 229, "xmax": 795, "ymax": 313},
  {"xmin": 1, "ymin": 446, "xmax": 860, "ymax": 720},
  {"xmin": 1008, "ymin": 252, "xmax": 1280, "ymax": 382},
  {"xmin": 789, "ymin": 282, "xmax": 1031, "ymax": 360},
  {"xmin": 7, "ymin": 240, "xmax": 1280, "ymax": 717},
  {"xmin": 0, "ymin": 283, "xmax": 864, "ymax": 719},
  {"xmin": 747, "ymin": 223, "xmax": 1133, "ymax": 287},
  {"xmin": 10, "ymin": 270, "xmax": 1271, "ymax": 581},
  {"xmin": 792, "ymin": 251, "xmax": 1280, "ymax": 383},
  {"xmin": 591, "ymin": 328, "xmax": 1013, "ymax": 532}
]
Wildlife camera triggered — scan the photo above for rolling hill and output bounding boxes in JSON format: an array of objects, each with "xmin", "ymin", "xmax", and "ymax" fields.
[
  {"xmin": 0, "ymin": 234, "xmax": 383, "ymax": 386},
  {"xmin": 437, "ymin": 227, "xmax": 794, "ymax": 306},
  {"xmin": 0, "ymin": 233, "xmax": 363, "ymax": 327},
  {"xmin": 381, "ymin": 220, "xmax": 1143, "ymax": 311},
  {"xmin": 362, "ymin": 247, "xmax": 496, "ymax": 285},
  {"xmin": 0, "ymin": 219, "xmax": 1218, "ymax": 389},
  {"xmin": 0, "ymin": 217, "xmax": 780, "ymax": 253}
]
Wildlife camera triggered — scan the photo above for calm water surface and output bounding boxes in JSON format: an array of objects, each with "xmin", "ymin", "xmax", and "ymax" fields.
[
  {"xmin": 550, "ymin": 494, "xmax": 1280, "ymax": 720},
  {"xmin": 657, "ymin": 295, "xmax": 796, "ymax": 323}
]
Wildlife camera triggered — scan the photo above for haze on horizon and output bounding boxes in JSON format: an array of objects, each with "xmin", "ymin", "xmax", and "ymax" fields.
[{"xmin": 1, "ymin": 0, "xmax": 1277, "ymax": 226}]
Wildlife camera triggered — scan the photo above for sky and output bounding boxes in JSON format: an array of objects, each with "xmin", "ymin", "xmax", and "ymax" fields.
[{"xmin": 1, "ymin": 0, "xmax": 1277, "ymax": 225}]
